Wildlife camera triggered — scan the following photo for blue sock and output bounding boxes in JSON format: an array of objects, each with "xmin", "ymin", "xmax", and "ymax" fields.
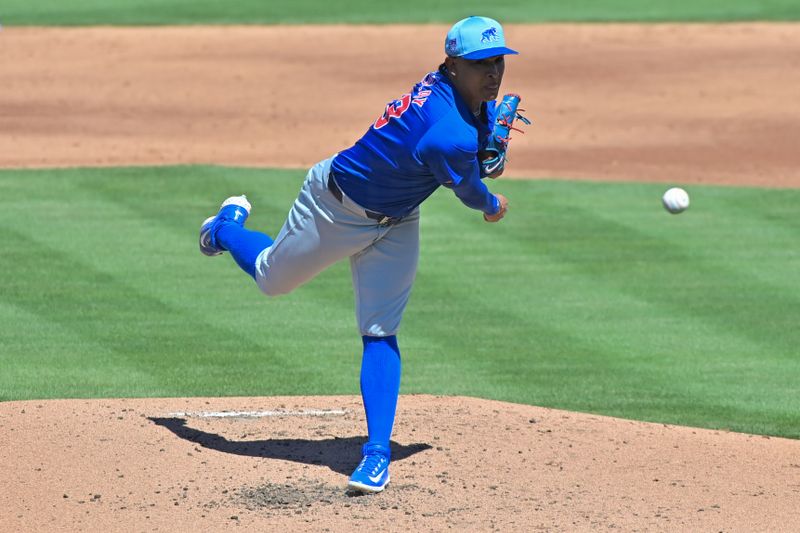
[
  {"xmin": 215, "ymin": 223, "xmax": 273, "ymax": 279},
  {"xmin": 360, "ymin": 335, "xmax": 401, "ymax": 458}
]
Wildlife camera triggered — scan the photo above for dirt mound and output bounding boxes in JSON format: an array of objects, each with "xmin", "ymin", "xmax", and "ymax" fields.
[
  {"xmin": 2, "ymin": 395, "xmax": 798, "ymax": 531},
  {"xmin": 2, "ymin": 24, "xmax": 799, "ymax": 186}
]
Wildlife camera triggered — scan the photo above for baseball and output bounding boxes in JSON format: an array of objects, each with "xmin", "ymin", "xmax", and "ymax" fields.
[{"xmin": 662, "ymin": 187, "xmax": 690, "ymax": 214}]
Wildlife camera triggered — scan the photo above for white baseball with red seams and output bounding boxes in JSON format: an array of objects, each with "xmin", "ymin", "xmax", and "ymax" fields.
[{"xmin": 662, "ymin": 187, "xmax": 690, "ymax": 214}]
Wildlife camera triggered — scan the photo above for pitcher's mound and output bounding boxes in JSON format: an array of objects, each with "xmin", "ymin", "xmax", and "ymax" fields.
[{"xmin": 1, "ymin": 394, "xmax": 798, "ymax": 531}]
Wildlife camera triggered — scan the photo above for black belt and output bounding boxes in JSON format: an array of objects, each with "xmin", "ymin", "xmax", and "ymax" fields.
[{"xmin": 327, "ymin": 172, "xmax": 403, "ymax": 226}]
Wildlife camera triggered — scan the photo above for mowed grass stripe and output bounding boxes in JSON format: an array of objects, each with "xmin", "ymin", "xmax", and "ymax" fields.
[
  {"xmin": 0, "ymin": 224, "xmax": 306, "ymax": 397},
  {"xmin": 0, "ymin": 168, "xmax": 358, "ymax": 397},
  {"xmin": 409, "ymin": 180, "xmax": 800, "ymax": 437},
  {"xmin": 522, "ymin": 181, "xmax": 800, "ymax": 353},
  {"xmin": 0, "ymin": 301, "xmax": 154, "ymax": 399},
  {"xmin": 3, "ymin": 0, "xmax": 800, "ymax": 24},
  {"xmin": 1, "ymin": 167, "xmax": 798, "ymax": 438},
  {"xmin": 67, "ymin": 166, "xmax": 365, "ymax": 393}
]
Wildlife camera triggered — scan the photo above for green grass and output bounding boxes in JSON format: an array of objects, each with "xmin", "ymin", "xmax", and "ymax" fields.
[
  {"xmin": 3, "ymin": 0, "xmax": 800, "ymax": 25},
  {"xmin": 1, "ymin": 166, "xmax": 798, "ymax": 439}
]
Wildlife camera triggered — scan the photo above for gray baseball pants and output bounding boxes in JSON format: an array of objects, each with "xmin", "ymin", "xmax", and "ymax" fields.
[{"xmin": 255, "ymin": 156, "xmax": 420, "ymax": 337}]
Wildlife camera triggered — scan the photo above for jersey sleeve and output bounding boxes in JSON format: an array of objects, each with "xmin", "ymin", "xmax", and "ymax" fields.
[{"xmin": 416, "ymin": 118, "xmax": 500, "ymax": 215}]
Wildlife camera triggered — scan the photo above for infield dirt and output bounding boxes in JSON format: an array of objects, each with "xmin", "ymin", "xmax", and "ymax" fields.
[
  {"xmin": 1, "ymin": 24, "xmax": 799, "ymax": 532},
  {"xmin": 2, "ymin": 24, "xmax": 799, "ymax": 186},
  {"xmin": 2, "ymin": 395, "xmax": 799, "ymax": 532}
]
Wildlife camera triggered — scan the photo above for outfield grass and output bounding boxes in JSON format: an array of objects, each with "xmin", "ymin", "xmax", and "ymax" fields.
[
  {"xmin": 1, "ymin": 166, "xmax": 798, "ymax": 438},
  {"xmin": 3, "ymin": 0, "xmax": 800, "ymax": 25}
]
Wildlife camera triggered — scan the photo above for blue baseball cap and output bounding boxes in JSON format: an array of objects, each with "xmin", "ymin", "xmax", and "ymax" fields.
[{"xmin": 444, "ymin": 16, "xmax": 518, "ymax": 60}]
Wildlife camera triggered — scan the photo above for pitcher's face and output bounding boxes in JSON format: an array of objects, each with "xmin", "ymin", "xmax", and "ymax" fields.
[{"xmin": 449, "ymin": 55, "xmax": 506, "ymax": 107}]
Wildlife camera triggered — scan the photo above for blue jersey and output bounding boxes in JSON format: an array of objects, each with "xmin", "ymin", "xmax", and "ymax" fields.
[{"xmin": 330, "ymin": 68, "xmax": 500, "ymax": 219}]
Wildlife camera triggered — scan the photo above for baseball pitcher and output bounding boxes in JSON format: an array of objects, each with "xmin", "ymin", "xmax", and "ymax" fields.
[{"xmin": 199, "ymin": 16, "xmax": 527, "ymax": 493}]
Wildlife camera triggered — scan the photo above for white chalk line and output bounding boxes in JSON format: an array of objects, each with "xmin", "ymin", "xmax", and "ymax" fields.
[{"xmin": 167, "ymin": 409, "xmax": 348, "ymax": 419}]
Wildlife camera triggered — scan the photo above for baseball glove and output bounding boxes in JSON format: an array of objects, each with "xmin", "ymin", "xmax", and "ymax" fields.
[{"xmin": 481, "ymin": 93, "xmax": 531, "ymax": 178}]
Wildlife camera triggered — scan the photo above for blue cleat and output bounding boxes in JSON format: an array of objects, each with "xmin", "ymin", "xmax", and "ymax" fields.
[
  {"xmin": 199, "ymin": 195, "xmax": 252, "ymax": 256},
  {"xmin": 348, "ymin": 442, "xmax": 391, "ymax": 493}
]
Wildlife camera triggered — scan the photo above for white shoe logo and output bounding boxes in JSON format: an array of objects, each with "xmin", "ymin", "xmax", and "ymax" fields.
[
  {"xmin": 368, "ymin": 472, "xmax": 384, "ymax": 483},
  {"xmin": 233, "ymin": 208, "xmax": 243, "ymax": 221}
]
